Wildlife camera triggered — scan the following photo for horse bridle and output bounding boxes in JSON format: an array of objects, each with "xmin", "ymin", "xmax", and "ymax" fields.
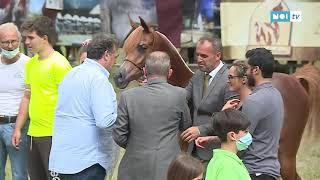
[{"xmin": 124, "ymin": 59, "xmax": 144, "ymax": 72}]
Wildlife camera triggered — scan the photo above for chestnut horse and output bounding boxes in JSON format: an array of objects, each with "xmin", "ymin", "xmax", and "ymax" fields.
[{"xmin": 113, "ymin": 17, "xmax": 320, "ymax": 180}]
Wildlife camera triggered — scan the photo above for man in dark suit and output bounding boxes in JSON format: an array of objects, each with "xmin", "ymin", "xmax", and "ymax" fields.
[
  {"xmin": 113, "ymin": 51, "xmax": 192, "ymax": 180},
  {"xmin": 181, "ymin": 36, "xmax": 237, "ymax": 164}
]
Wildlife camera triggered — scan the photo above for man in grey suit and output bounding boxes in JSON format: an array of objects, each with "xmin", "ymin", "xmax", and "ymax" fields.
[
  {"xmin": 181, "ymin": 36, "xmax": 237, "ymax": 164},
  {"xmin": 113, "ymin": 51, "xmax": 192, "ymax": 180}
]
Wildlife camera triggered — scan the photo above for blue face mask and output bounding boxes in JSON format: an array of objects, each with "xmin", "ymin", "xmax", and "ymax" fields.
[
  {"xmin": 236, "ymin": 132, "xmax": 252, "ymax": 151},
  {"xmin": 1, "ymin": 47, "xmax": 20, "ymax": 59}
]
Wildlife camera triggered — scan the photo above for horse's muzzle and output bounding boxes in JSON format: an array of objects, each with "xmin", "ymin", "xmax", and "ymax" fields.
[{"xmin": 114, "ymin": 70, "xmax": 129, "ymax": 89}]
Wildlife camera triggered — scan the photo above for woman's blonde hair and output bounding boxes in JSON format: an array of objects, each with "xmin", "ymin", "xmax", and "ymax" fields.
[{"xmin": 232, "ymin": 60, "xmax": 248, "ymax": 77}]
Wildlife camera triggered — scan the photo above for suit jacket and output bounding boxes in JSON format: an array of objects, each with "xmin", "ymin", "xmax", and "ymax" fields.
[
  {"xmin": 185, "ymin": 64, "xmax": 237, "ymax": 161},
  {"xmin": 113, "ymin": 79, "xmax": 192, "ymax": 180}
]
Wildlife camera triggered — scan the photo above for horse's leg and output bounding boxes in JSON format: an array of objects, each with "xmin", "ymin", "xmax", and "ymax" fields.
[
  {"xmin": 278, "ymin": 93, "xmax": 308, "ymax": 180},
  {"xmin": 279, "ymin": 151, "xmax": 299, "ymax": 180},
  {"xmin": 279, "ymin": 113, "xmax": 304, "ymax": 180},
  {"xmin": 272, "ymin": 74, "xmax": 309, "ymax": 180}
]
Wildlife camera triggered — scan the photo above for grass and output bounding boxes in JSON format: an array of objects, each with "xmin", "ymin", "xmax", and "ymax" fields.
[
  {"xmin": 297, "ymin": 138, "xmax": 320, "ymax": 179},
  {"xmin": 5, "ymin": 139, "xmax": 320, "ymax": 180}
]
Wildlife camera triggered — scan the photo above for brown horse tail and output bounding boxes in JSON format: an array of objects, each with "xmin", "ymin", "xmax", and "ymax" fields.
[{"xmin": 293, "ymin": 63, "xmax": 320, "ymax": 140}]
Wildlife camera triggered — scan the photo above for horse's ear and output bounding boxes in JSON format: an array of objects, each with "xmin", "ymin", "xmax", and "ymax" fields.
[
  {"xmin": 139, "ymin": 16, "xmax": 151, "ymax": 33},
  {"xmin": 128, "ymin": 14, "xmax": 138, "ymax": 29}
]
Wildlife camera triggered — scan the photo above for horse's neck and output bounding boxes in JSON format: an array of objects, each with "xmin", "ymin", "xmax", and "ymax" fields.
[
  {"xmin": 153, "ymin": 32, "xmax": 185, "ymax": 66},
  {"xmin": 153, "ymin": 32, "xmax": 193, "ymax": 87}
]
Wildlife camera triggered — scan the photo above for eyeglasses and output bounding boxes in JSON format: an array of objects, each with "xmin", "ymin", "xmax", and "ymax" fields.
[
  {"xmin": 228, "ymin": 75, "xmax": 243, "ymax": 80},
  {"xmin": 1, "ymin": 40, "xmax": 19, "ymax": 47}
]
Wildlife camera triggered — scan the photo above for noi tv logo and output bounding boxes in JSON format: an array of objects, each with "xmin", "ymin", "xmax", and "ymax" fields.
[{"xmin": 271, "ymin": 11, "xmax": 302, "ymax": 22}]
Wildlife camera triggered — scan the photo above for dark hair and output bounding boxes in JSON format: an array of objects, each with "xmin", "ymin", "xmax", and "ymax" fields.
[
  {"xmin": 21, "ymin": 16, "xmax": 57, "ymax": 45},
  {"xmin": 87, "ymin": 34, "xmax": 119, "ymax": 60},
  {"xmin": 232, "ymin": 61, "xmax": 248, "ymax": 77},
  {"xmin": 198, "ymin": 36, "xmax": 222, "ymax": 54},
  {"xmin": 245, "ymin": 48, "xmax": 274, "ymax": 78},
  {"xmin": 145, "ymin": 51, "xmax": 171, "ymax": 77},
  {"xmin": 212, "ymin": 109, "xmax": 251, "ymax": 142},
  {"xmin": 167, "ymin": 153, "xmax": 203, "ymax": 180}
]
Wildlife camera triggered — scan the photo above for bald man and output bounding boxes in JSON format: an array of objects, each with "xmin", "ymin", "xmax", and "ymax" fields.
[
  {"xmin": 113, "ymin": 51, "xmax": 192, "ymax": 180},
  {"xmin": 0, "ymin": 23, "xmax": 30, "ymax": 180}
]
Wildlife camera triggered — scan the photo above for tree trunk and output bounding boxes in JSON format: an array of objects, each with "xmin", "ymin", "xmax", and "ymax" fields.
[{"xmin": 100, "ymin": 0, "xmax": 111, "ymax": 33}]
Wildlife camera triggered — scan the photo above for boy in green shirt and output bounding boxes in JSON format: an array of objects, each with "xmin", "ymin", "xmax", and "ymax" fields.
[{"xmin": 205, "ymin": 109, "xmax": 252, "ymax": 180}]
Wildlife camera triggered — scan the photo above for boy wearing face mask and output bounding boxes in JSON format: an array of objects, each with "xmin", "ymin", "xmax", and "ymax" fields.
[
  {"xmin": 205, "ymin": 109, "xmax": 252, "ymax": 180},
  {"xmin": 0, "ymin": 23, "xmax": 30, "ymax": 180}
]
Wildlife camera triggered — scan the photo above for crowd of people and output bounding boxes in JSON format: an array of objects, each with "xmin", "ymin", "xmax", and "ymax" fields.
[{"xmin": 0, "ymin": 15, "xmax": 284, "ymax": 180}]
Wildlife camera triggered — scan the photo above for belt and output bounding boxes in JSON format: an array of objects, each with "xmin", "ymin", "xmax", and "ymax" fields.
[{"xmin": 0, "ymin": 115, "xmax": 17, "ymax": 124}]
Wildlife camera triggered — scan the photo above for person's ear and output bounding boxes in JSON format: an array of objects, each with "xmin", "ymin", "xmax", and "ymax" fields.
[
  {"xmin": 102, "ymin": 50, "xmax": 110, "ymax": 62},
  {"xmin": 242, "ymin": 76, "xmax": 247, "ymax": 84},
  {"xmin": 143, "ymin": 67, "xmax": 147, "ymax": 77},
  {"xmin": 42, "ymin": 35, "xmax": 49, "ymax": 43},
  {"xmin": 215, "ymin": 51, "xmax": 222, "ymax": 60},
  {"xmin": 227, "ymin": 132, "xmax": 237, "ymax": 141},
  {"xmin": 168, "ymin": 68, "xmax": 173, "ymax": 79},
  {"xmin": 253, "ymin": 66, "xmax": 260, "ymax": 75}
]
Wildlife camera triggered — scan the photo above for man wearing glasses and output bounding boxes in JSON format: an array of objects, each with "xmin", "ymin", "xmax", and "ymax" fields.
[{"xmin": 0, "ymin": 23, "xmax": 30, "ymax": 180}]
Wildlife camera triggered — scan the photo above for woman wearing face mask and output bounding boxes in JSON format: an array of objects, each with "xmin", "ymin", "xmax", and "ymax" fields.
[{"xmin": 205, "ymin": 109, "xmax": 252, "ymax": 180}]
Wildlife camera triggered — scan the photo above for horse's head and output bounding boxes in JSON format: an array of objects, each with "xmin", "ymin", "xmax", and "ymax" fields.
[
  {"xmin": 114, "ymin": 17, "xmax": 193, "ymax": 89},
  {"xmin": 114, "ymin": 17, "xmax": 155, "ymax": 89}
]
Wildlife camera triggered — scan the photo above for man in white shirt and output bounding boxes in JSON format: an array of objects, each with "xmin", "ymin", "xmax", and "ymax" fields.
[{"xmin": 0, "ymin": 22, "xmax": 29, "ymax": 180}]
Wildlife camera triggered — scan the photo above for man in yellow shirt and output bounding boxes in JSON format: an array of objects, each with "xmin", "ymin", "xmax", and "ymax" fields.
[{"xmin": 12, "ymin": 16, "xmax": 71, "ymax": 180}]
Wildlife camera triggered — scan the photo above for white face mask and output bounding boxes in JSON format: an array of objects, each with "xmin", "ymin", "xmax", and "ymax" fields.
[{"xmin": 1, "ymin": 47, "xmax": 20, "ymax": 59}]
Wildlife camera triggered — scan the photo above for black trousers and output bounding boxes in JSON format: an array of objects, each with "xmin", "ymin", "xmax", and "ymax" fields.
[
  {"xmin": 28, "ymin": 136, "xmax": 58, "ymax": 180},
  {"xmin": 250, "ymin": 174, "xmax": 278, "ymax": 180}
]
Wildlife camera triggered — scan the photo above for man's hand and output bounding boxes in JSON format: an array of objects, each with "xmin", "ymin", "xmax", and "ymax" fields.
[
  {"xmin": 12, "ymin": 129, "xmax": 22, "ymax": 149},
  {"xmin": 82, "ymin": 39, "xmax": 92, "ymax": 46},
  {"xmin": 181, "ymin": 126, "xmax": 200, "ymax": 143},
  {"xmin": 195, "ymin": 136, "xmax": 220, "ymax": 148},
  {"xmin": 137, "ymin": 76, "xmax": 147, "ymax": 86},
  {"xmin": 222, "ymin": 99, "xmax": 240, "ymax": 111}
]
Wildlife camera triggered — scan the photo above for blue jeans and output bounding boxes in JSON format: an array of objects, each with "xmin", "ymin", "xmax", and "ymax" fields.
[
  {"xmin": 59, "ymin": 164, "xmax": 106, "ymax": 180},
  {"xmin": 0, "ymin": 122, "xmax": 29, "ymax": 180}
]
